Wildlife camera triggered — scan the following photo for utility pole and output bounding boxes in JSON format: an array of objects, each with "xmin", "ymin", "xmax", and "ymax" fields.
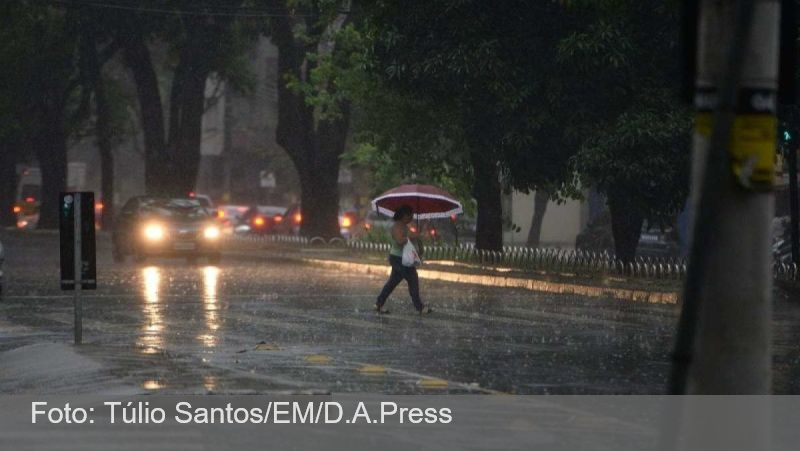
[
  {"xmin": 661, "ymin": 2, "xmax": 777, "ymax": 449},
  {"xmin": 788, "ymin": 138, "xmax": 800, "ymax": 264},
  {"xmin": 671, "ymin": 0, "xmax": 777, "ymax": 396}
]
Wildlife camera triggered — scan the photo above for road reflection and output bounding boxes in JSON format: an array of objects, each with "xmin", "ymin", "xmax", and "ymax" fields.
[
  {"xmin": 139, "ymin": 266, "xmax": 163, "ymax": 354},
  {"xmin": 200, "ymin": 266, "xmax": 220, "ymax": 348},
  {"xmin": 204, "ymin": 375, "xmax": 218, "ymax": 392}
]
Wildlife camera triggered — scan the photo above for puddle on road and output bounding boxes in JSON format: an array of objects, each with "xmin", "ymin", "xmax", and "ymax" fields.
[
  {"xmin": 142, "ymin": 379, "xmax": 165, "ymax": 390},
  {"xmin": 138, "ymin": 267, "xmax": 164, "ymax": 355}
]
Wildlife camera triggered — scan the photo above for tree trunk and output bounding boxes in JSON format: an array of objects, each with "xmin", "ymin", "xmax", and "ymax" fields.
[
  {"xmin": 272, "ymin": 14, "xmax": 348, "ymax": 240},
  {"xmin": 84, "ymin": 27, "xmax": 115, "ymax": 228},
  {"xmin": 36, "ymin": 110, "xmax": 68, "ymax": 229},
  {"xmin": 167, "ymin": 57, "xmax": 208, "ymax": 196},
  {"xmin": 607, "ymin": 191, "xmax": 644, "ymax": 264},
  {"xmin": 0, "ymin": 143, "xmax": 19, "ymax": 227},
  {"xmin": 300, "ymin": 110, "xmax": 350, "ymax": 239},
  {"xmin": 472, "ymin": 153, "xmax": 504, "ymax": 251},
  {"xmin": 121, "ymin": 35, "xmax": 169, "ymax": 196},
  {"xmin": 526, "ymin": 190, "xmax": 549, "ymax": 247}
]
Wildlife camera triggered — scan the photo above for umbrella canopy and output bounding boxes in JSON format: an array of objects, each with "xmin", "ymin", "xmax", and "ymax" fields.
[{"xmin": 371, "ymin": 184, "xmax": 463, "ymax": 219}]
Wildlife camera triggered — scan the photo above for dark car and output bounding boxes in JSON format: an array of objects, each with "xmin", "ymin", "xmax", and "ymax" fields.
[
  {"xmin": 240, "ymin": 205, "xmax": 287, "ymax": 235},
  {"xmin": 273, "ymin": 204, "xmax": 303, "ymax": 236},
  {"xmin": 272, "ymin": 204, "xmax": 361, "ymax": 238},
  {"xmin": 637, "ymin": 224, "xmax": 681, "ymax": 258},
  {"xmin": 112, "ymin": 197, "xmax": 222, "ymax": 264}
]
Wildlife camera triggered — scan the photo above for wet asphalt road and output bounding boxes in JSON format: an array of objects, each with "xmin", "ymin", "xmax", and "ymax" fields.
[{"xmin": 1, "ymin": 231, "xmax": 799, "ymax": 394}]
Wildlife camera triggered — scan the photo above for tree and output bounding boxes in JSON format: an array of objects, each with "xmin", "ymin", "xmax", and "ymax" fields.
[
  {"xmin": 0, "ymin": 2, "xmax": 85, "ymax": 229},
  {"xmin": 78, "ymin": 15, "xmax": 123, "ymax": 229},
  {"xmin": 557, "ymin": 0, "xmax": 691, "ymax": 262},
  {"xmin": 526, "ymin": 190, "xmax": 550, "ymax": 247},
  {"xmin": 347, "ymin": 0, "xmax": 580, "ymax": 250},
  {"xmin": 107, "ymin": 1, "xmax": 256, "ymax": 196},
  {"xmin": 265, "ymin": 0, "xmax": 353, "ymax": 239},
  {"xmin": 0, "ymin": 2, "xmax": 27, "ymax": 227}
]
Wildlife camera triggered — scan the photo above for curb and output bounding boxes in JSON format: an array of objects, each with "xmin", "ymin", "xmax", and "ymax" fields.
[{"xmin": 301, "ymin": 258, "xmax": 678, "ymax": 305}]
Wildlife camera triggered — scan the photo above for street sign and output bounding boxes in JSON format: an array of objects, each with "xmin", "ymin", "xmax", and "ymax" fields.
[
  {"xmin": 260, "ymin": 171, "xmax": 276, "ymax": 188},
  {"xmin": 60, "ymin": 192, "xmax": 96, "ymax": 290},
  {"xmin": 59, "ymin": 192, "xmax": 97, "ymax": 345}
]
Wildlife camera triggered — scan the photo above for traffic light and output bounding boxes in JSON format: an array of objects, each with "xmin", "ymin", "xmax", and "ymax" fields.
[{"xmin": 779, "ymin": 122, "xmax": 796, "ymax": 153}]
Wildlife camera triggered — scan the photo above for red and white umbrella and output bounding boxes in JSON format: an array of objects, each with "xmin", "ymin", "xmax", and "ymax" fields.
[{"xmin": 371, "ymin": 184, "xmax": 463, "ymax": 219}]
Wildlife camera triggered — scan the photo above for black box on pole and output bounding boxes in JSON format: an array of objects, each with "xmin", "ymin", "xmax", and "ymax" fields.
[{"xmin": 59, "ymin": 192, "xmax": 97, "ymax": 290}]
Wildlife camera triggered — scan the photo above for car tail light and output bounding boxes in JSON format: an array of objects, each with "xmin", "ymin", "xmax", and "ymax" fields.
[
  {"xmin": 365, "ymin": 223, "xmax": 372, "ymax": 230},
  {"xmin": 293, "ymin": 213, "xmax": 302, "ymax": 224},
  {"xmin": 217, "ymin": 210, "xmax": 225, "ymax": 219},
  {"xmin": 95, "ymin": 202, "xmax": 104, "ymax": 211},
  {"xmin": 253, "ymin": 216, "xmax": 266, "ymax": 227},
  {"xmin": 341, "ymin": 216, "xmax": 352, "ymax": 228},
  {"xmin": 274, "ymin": 215, "xmax": 283, "ymax": 223},
  {"xmin": 25, "ymin": 196, "xmax": 35, "ymax": 203},
  {"xmin": 429, "ymin": 228, "xmax": 437, "ymax": 237},
  {"xmin": 12, "ymin": 205, "xmax": 21, "ymax": 214}
]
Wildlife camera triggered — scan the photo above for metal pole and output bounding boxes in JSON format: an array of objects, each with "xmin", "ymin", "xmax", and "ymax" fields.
[
  {"xmin": 789, "ymin": 143, "xmax": 799, "ymax": 263},
  {"xmin": 74, "ymin": 194, "xmax": 82, "ymax": 345}
]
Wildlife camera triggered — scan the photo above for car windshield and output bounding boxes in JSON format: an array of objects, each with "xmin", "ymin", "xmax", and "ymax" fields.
[
  {"xmin": 140, "ymin": 198, "xmax": 208, "ymax": 220},
  {"xmin": 256, "ymin": 206, "xmax": 287, "ymax": 216}
]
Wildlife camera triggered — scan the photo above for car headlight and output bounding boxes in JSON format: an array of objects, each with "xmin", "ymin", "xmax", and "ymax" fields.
[
  {"xmin": 143, "ymin": 223, "xmax": 165, "ymax": 241},
  {"xmin": 204, "ymin": 226, "xmax": 221, "ymax": 240}
]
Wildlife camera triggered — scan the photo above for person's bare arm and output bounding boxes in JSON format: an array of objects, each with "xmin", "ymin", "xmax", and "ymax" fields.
[{"xmin": 391, "ymin": 223, "xmax": 407, "ymax": 245}]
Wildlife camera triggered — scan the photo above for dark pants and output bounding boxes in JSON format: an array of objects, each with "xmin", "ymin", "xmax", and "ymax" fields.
[{"xmin": 376, "ymin": 255, "xmax": 423, "ymax": 311}]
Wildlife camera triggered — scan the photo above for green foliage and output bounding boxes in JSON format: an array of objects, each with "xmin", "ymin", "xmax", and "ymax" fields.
[
  {"xmin": 558, "ymin": 0, "xmax": 691, "ymax": 225},
  {"xmin": 285, "ymin": 24, "xmax": 370, "ymax": 120},
  {"xmin": 0, "ymin": 1, "xmax": 81, "ymax": 144},
  {"xmin": 332, "ymin": 1, "xmax": 582, "ymax": 213}
]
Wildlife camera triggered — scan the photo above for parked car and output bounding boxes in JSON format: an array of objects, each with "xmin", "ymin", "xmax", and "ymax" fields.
[
  {"xmin": 637, "ymin": 223, "xmax": 681, "ymax": 258},
  {"xmin": 112, "ymin": 197, "xmax": 222, "ymax": 264}
]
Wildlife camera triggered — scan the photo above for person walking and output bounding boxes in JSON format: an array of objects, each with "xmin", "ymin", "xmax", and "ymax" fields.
[{"xmin": 375, "ymin": 205, "xmax": 432, "ymax": 315}]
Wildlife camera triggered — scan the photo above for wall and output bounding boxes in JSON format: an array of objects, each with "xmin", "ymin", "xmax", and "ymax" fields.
[{"xmin": 504, "ymin": 191, "xmax": 589, "ymax": 248}]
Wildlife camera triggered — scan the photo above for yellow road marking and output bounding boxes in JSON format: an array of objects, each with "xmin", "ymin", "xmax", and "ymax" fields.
[
  {"xmin": 305, "ymin": 354, "xmax": 333, "ymax": 364},
  {"xmin": 255, "ymin": 343, "xmax": 280, "ymax": 351},
  {"xmin": 418, "ymin": 378, "xmax": 449, "ymax": 389},
  {"xmin": 358, "ymin": 364, "xmax": 387, "ymax": 375}
]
